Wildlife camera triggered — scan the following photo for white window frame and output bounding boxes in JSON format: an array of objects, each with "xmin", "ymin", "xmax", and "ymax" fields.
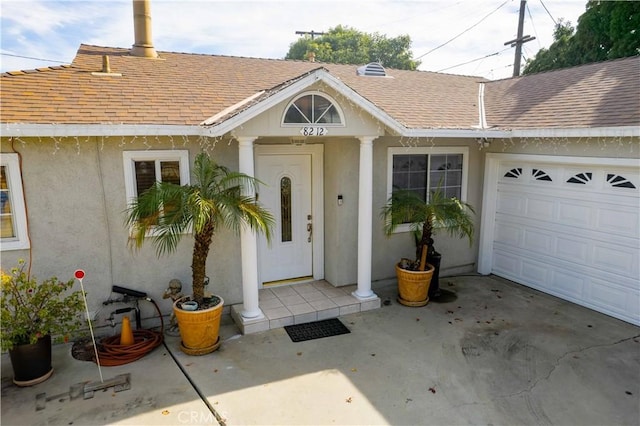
[
  {"xmin": 281, "ymin": 91, "xmax": 346, "ymax": 127},
  {"xmin": 386, "ymin": 146, "xmax": 469, "ymax": 234},
  {"xmin": 123, "ymin": 150, "xmax": 190, "ymax": 235},
  {"xmin": 0, "ymin": 154, "xmax": 30, "ymax": 251}
]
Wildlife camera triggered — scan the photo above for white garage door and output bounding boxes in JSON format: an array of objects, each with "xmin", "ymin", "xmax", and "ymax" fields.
[{"xmin": 480, "ymin": 154, "xmax": 640, "ymax": 325}]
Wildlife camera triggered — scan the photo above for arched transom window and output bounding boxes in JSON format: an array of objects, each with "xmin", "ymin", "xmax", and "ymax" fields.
[{"xmin": 283, "ymin": 92, "xmax": 344, "ymax": 126}]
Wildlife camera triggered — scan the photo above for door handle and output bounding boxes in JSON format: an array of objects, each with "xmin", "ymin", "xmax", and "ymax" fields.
[{"xmin": 307, "ymin": 222, "xmax": 312, "ymax": 242}]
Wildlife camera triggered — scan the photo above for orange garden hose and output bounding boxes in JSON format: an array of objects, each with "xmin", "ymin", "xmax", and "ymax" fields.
[
  {"xmin": 95, "ymin": 329, "xmax": 164, "ymax": 366},
  {"xmin": 92, "ymin": 299, "xmax": 165, "ymax": 367}
]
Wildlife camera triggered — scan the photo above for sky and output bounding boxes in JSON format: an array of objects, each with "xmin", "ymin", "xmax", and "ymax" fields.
[{"xmin": 0, "ymin": 0, "xmax": 589, "ymax": 79}]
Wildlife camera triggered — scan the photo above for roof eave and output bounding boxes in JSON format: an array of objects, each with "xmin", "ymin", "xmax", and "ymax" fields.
[
  {"xmin": 510, "ymin": 126, "xmax": 640, "ymax": 138},
  {"xmin": 1, "ymin": 123, "xmax": 203, "ymax": 138}
]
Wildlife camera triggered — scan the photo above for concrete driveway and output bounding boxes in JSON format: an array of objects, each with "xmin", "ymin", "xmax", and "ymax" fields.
[{"xmin": 2, "ymin": 274, "xmax": 639, "ymax": 425}]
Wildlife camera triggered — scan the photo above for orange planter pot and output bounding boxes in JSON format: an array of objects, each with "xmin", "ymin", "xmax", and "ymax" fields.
[
  {"xmin": 173, "ymin": 296, "xmax": 224, "ymax": 355},
  {"xmin": 395, "ymin": 263, "xmax": 435, "ymax": 307}
]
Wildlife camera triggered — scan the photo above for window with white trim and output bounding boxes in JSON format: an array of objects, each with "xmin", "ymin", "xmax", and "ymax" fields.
[
  {"xmin": 123, "ymin": 150, "xmax": 190, "ymax": 229},
  {"xmin": 282, "ymin": 92, "xmax": 344, "ymax": 125},
  {"xmin": 1, "ymin": 154, "xmax": 30, "ymax": 251},
  {"xmin": 387, "ymin": 147, "xmax": 469, "ymax": 231}
]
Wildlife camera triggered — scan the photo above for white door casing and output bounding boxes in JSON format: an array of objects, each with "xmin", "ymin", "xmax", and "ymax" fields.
[
  {"xmin": 479, "ymin": 153, "xmax": 640, "ymax": 325},
  {"xmin": 255, "ymin": 144, "xmax": 324, "ymax": 285}
]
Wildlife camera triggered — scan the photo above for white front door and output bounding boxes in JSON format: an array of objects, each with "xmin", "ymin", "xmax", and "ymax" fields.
[{"xmin": 257, "ymin": 153, "xmax": 313, "ymax": 284}]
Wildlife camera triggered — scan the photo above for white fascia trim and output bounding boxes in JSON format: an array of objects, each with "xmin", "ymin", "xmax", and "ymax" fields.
[
  {"xmin": 201, "ymin": 90, "xmax": 266, "ymax": 126},
  {"xmin": 404, "ymin": 128, "xmax": 511, "ymax": 138},
  {"xmin": 317, "ymin": 71, "xmax": 407, "ymax": 136},
  {"xmin": 510, "ymin": 126, "xmax": 640, "ymax": 138},
  {"xmin": 2, "ymin": 123, "xmax": 203, "ymax": 138}
]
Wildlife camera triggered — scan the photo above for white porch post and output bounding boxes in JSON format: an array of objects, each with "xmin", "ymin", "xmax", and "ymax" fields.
[
  {"xmin": 353, "ymin": 136, "xmax": 377, "ymax": 300},
  {"xmin": 237, "ymin": 136, "xmax": 263, "ymax": 319}
]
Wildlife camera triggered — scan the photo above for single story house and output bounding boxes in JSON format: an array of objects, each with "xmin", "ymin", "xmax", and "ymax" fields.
[{"xmin": 1, "ymin": 4, "xmax": 638, "ymax": 331}]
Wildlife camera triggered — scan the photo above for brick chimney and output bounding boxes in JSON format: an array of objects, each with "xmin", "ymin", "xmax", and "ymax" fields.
[{"xmin": 130, "ymin": 0, "xmax": 158, "ymax": 58}]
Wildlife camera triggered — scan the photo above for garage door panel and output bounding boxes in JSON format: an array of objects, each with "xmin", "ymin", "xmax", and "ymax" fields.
[
  {"xmin": 588, "ymin": 278, "xmax": 634, "ymax": 315},
  {"xmin": 592, "ymin": 242, "xmax": 638, "ymax": 277},
  {"xmin": 494, "ymin": 221, "xmax": 523, "ymax": 246},
  {"xmin": 555, "ymin": 236, "xmax": 589, "ymax": 263},
  {"xmin": 557, "ymin": 201, "xmax": 592, "ymax": 227},
  {"xmin": 524, "ymin": 229, "xmax": 554, "ymax": 253},
  {"xmin": 526, "ymin": 197, "xmax": 555, "ymax": 220},
  {"xmin": 496, "ymin": 192, "xmax": 525, "ymax": 215},
  {"xmin": 520, "ymin": 259, "xmax": 551, "ymax": 287},
  {"xmin": 493, "ymin": 251, "xmax": 521, "ymax": 276},
  {"xmin": 550, "ymin": 268, "xmax": 586, "ymax": 299},
  {"xmin": 597, "ymin": 207, "xmax": 639, "ymax": 237}
]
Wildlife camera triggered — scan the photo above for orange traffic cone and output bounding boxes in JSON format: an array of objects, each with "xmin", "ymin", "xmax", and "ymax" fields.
[{"xmin": 120, "ymin": 316, "xmax": 134, "ymax": 346}]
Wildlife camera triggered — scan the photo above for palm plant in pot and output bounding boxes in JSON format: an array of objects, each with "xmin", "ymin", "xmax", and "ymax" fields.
[
  {"xmin": 125, "ymin": 152, "xmax": 273, "ymax": 355},
  {"xmin": 1, "ymin": 259, "xmax": 84, "ymax": 386},
  {"xmin": 381, "ymin": 187, "xmax": 475, "ymax": 306}
]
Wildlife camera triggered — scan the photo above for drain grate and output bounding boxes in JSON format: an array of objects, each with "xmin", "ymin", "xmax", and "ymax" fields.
[{"xmin": 285, "ymin": 318, "xmax": 350, "ymax": 342}]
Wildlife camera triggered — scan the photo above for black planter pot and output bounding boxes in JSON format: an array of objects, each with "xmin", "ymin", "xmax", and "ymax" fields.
[
  {"xmin": 8, "ymin": 334, "xmax": 53, "ymax": 386},
  {"xmin": 427, "ymin": 252, "xmax": 442, "ymax": 298}
]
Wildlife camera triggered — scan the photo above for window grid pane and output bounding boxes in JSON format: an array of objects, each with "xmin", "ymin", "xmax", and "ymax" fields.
[
  {"xmin": 393, "ymin": 153, "xmax": 463, "ymax": 202},
  {"xmin": 160, "ymin": 161, "xmax": 181, "ymax": 185},
  {"xmin": 134, "ymin": 161, "xmax": 157, "ymax": 195},
  {"xmin": 392, "ymin": 154, "xmax": 428, "ymax": 200},
  {"xmin": 429, "ymin": 154, "xmax": 462, "ymax": 200},
  {"xmin": 0, "ymin": 166, "xmax": 16, "ymax": 238},
  {"xmin": 284, "ymin": 94, "xmax": 342, "ymax": 124}
]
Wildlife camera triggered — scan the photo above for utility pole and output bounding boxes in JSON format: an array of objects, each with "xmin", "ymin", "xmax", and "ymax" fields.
[
  {"xmin": 504, "ymin": 0, "xmax": 535, "ymax": 77},
  {"xmin": 295, "ymin": 30, "xmax": 325, "ymax": 40}
]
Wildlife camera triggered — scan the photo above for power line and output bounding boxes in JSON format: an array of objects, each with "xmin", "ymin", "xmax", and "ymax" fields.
[
  {"xmin": 414, "ymin": 0, "xmax": 510, "ymax": 61},
  {"xmin": 1, "ymin": 52, "xmax": 68, "ymax": 65},
  {"xmin": 526, "ymin": 1, "xmax": 543, "ymax": 49},
  {"xmin": 538, "ymin": 0, "xmax": 557, "ymax": 25},
  {"xmin": 436, "ymin": 47, "xmax": 511, "ymax": 72}
]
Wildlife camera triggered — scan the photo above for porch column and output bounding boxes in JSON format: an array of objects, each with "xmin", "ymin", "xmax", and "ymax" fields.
[
  {"xmin": 237, "ymin": 136, "xmax": 263, "ymax": 319},
  {"xmin": 353, "ymin": 136, "xmax": 377, "ymax": 300}
]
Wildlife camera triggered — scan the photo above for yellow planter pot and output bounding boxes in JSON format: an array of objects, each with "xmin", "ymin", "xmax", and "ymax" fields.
[
  {"xmin": 395, "ymin": 263, "xmax": 435, "ymax": 307},
  {"xmin": 173, "ymin": 296, "xmax": 224, "ymax": 355}
]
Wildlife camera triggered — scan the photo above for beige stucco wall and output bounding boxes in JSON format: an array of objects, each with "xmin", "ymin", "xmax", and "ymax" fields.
[
  {"xmin": 370, "ymin": 137, "xmax": 484, "ymax": 283},
  {"xmin": 2, "ymin": 126, "xmax": 636, "ymax": 327},
  {"xmin": 1, "ymin": 136, "xmax": 244, "ymax": 323}
]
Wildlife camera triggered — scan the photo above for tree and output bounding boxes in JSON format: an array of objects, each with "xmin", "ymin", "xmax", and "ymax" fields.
[
  {"xmin": 523, "ymin": 1, "xmax": 640, "ymax": 74},
  {"xmin": 285, "ymin": 25, "xmax": 421, "ymax": 70},
  {"xmin": 125, "ymin": 153, "xmax": 274, "ymax": 305}
]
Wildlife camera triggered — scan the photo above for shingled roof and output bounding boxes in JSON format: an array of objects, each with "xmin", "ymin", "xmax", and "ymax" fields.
[
  {"xmin": 484, "ymin": 56, "xmax": 640, "ymax": 129},
  {"xmin": 0, "ymin": 44, "xmax": 483, "ymax": 130},
  {"xmin": 1, "ymin": 45, "xmax": 638, "ymax": 133}
]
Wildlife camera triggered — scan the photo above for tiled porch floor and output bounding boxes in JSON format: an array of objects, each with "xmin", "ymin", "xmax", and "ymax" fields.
[{"xmin": 230, "ymin": 280, "xmax": 381, "ymax": 334}]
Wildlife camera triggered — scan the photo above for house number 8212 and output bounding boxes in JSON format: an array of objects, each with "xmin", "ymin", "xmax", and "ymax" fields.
[{"xmin": 300, "ymin": 126, "xmax": 328, "ymax": 136}]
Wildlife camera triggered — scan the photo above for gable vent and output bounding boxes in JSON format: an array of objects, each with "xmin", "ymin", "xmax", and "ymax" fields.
[{"xmin": 357, "ymin": 62, "xmax": 386, "ymax": 77}]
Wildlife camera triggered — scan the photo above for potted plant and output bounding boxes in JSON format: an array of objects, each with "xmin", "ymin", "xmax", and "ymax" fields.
[
  {"xmin": 381, "ymin": 187, "xmax": 475, "ymax": 306},
  {"xmin": 125, "ymin": 152, "xmax": 273, "ymax": 355},
  {"xmin": 1, "ymin": 259, "xmax": 84, "ymax": 386}
]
